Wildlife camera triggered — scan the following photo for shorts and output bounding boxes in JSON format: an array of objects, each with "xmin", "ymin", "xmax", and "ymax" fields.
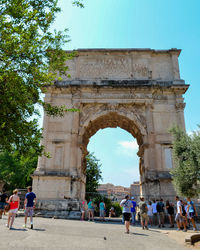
[
  {"xmin": 189, "ymin": 212, "xmax": 195, "ymax": 219},
  {"xmin": 141, "ymin": 213, "xmax": 149, "ymax": 222},
  {"xmin": 100, "ymin": 210, "xmax": 105, "ymax": 217},
  {"xmin": 25, "ymin": 207, "xmax": 34, "ymax": 217},
  {"xmin": 9, "ymin": 208, "xmax": 18, "ymax": 214},
  {"xmin": 88, "ymin": 209, "xmax": 94, "ymax": 213},
  {"xmin": 158, "ymin": 212, "xmax": 164, "ymax": 220},
  {"xmin": 123, "ymin": 213, "xmax": 131, "ymax": 222},
  {"xmin": 175, "ymin": 213, "xmax": 185, "ymax": 222},
  {"xmin": 0, "ymin": 202, "xmax": 8, "ymax": 210}
]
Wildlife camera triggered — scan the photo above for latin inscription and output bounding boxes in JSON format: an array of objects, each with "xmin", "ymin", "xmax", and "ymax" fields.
[{"xmin": 78, "ymin": 57, "xmax": 152, "ymax": 79}]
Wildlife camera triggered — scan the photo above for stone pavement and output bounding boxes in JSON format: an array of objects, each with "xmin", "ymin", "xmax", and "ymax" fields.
[{"xmin": 0, "ymin": 216, "xmax": 194, "ymax": 250}]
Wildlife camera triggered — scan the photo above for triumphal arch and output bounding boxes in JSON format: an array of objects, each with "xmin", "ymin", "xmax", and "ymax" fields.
[{"xmin": 32, "ymin": 49, "xmax": 188, "ymax": 217}]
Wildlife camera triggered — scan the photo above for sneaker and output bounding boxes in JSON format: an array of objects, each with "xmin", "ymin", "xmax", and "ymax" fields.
[
  {"xmin": 142, "ymin": 226, "xmax": 144, "ymax": 230},
  {"xmin": 88, "ymin": 219, "xmax": 90, "ymax": 222},
  {"xmin": 158, "ymin": 225, "xmax": 161, "ymax": 228},
  {"xmin": 162, "ymin": 225, "xmax": 165, "ymax": 228},
  {"xmin": 23, "ymin": 224, "xmax": 27, "ymax": 228},
  {"xmin": 176, "ymin": 228, "xmax": 181, "ymax": 231},
  {"xmin": 31, "ymin": 224, "xmax": 33, "ymax": 229},
  {"xmin": 193, "ymin": 228, "xmax": 197, "ymax": 231},
  {"xmin": 145, "ymin": 226, "xmax": 149, "ymax": 230},
  {"xmin": 5, "ymin": 224, "xmax": 9, "ymax": 228},
  {"xmin": 183, "ymin": 229, "xmax": 187, "ymax": 232}
]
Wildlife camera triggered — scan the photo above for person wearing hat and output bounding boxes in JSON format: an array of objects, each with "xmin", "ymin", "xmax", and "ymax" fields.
[{"xmin": 131, "ymin": 197, "xmax": 137, "ymax": 225}]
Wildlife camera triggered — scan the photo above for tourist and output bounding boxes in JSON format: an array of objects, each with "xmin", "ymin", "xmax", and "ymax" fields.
[
  {"xmin": 7, "ymin": 189, "xmax": 20, "ymax": 229},
  {"xmin": 24, "ymin": 186, "xmax": 37, "ymax": 229},
  {"xmin": 99, "ymin": 200, "xmax": 106, "ymax": 221},
  {"xmin": 87, "ymin": 199, "xmax": 95, "ymax": 221},
  {"xmin": 147, "ymin": 201, "xmax": 153, "ymax": 227},
  {"xmin": 131, "ymin": 197, "xmax": 137, "ymax": 225},
  {"xmin": 120, "ymin": 195, "xmax": 133, "ymax": 234},
  {"xmin": 138, "ymin": 197, "xmax": 148, "ymax": 230},
  {"xmin": 152, "ymin": 199, "xmax": 158, "ymax": 225},
  {"xmin": 187, "ymin": 197, "xmax": 198, "ymax": 231},
  {"xmin": 109, "ymin": 207, "xmax": 115, "ymax": 218},
  {"xmin": 156, "ymin": 198, "xmax": 165, "ymax": 228},
  {"xmin": 80, "ymin": 200, "xmax": 87, "ymax": 221},
  {"xmin": 166, "ymin": 200, "xmax": 174, "ymax": 228},
  {"xmin": 175, "ymin": 196, "xmax": 187, "ymax": 232},
  {"xmin": 0, "ymin": 190, "xmax": 8, "ymax": 219}
]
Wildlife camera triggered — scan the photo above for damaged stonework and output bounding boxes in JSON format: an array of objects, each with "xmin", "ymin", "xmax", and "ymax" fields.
[{"xmin": 32, "ymin": 49, "xmax": 189, "ymax": 217}]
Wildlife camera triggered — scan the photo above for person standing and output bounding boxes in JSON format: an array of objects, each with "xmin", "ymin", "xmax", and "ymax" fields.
[
  {"xmin": 166, "ymin": 200, "xmax": 174, "ymax": 228},
  {"xmin": 138, "ymin": 197, "xmax": 148, "ymax": 230},
  {"xmin": 0, "ymin": 190, "xmax": 8, "ymax": 219},
  {"xmin": 24, "ymin": 186, "xmax": 37, "ymax": 229},
  {"xmin": 187, "ymin": 197, "xmax": 198, "ymax": 231},
  {"xmin": 131, "ymin": 197, "xmax": 137, "ymax": 225},
  {"xmin": 7, "ymin": 189, "xmax": 20, "ymax": 229},
  {"xmin": 152, "ymin": 199, "xmax": 158, "ymax": 225},
  {"xmin": 156, "ymin": 198, "xmax": 165, "ymax": 228},
  {"xmin": 87, "ymin": 199, "xmax": 95, "ymax": 221},
  {"xmin": 80, "ymin": 200, "xmax": 87, "ymax": 221},
  {"xmin": 120, "ymin": 195, "xmax": 133, "ymax": 234},
  {"xmin": 175, "ymin": 196, "xmax": 187, "ymax": 232},
  {"xmin": 99, "ymin": 200, "xmax": 106, "ymax": 221},
  {"xmin": 147, "ymin": 201, "xmax": 153, "ymax": 227}
]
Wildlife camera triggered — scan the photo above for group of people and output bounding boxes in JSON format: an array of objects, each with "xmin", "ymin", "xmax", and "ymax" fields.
[
  {"xmin": 0, "ymin": 186, "xmax": 37, "ymax": 230},
  {"xmin": 120, "ymin": 195, "xmax": 198, "ymax": 234},
  {"xmin": 80, "ymin": 199, "xmax": 107, "ymax": 221}
]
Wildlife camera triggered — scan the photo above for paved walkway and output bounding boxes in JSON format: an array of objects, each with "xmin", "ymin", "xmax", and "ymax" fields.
[{"xmin": 0, "ymin": 216, "xmax": 194, "ymax": 250}]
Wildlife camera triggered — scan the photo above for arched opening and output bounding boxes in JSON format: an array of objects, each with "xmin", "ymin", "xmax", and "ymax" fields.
[{"xmin": 80, "ymin": 112, "xmax": 145, "ymax": 198}]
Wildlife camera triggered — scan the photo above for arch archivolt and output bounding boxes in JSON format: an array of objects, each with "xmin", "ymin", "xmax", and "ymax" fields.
[{"xmin": 78, "ymin": 103, "xmax": 148, "ymax": 174}]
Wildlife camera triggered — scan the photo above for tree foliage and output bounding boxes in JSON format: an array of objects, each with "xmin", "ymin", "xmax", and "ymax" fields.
[
  {"xmin": 0, "ymin": 148, "xmax": 38, "ymax": 191},
  {"xmin": 85, "ymin": 153, "xmax": 102, "ymax": 199},
  {"xmin": 170, "ymin": 127, "xmax": 200, "ymax": 197},
  {"xmin": 0, "ymin": 0, "xmax": 81, "ymax": 155}
]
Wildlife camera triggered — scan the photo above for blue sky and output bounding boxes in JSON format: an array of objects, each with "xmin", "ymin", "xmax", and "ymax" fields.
[{"xmin": 43, "ymin": 0, "xmax": 200, "ymax": 186}]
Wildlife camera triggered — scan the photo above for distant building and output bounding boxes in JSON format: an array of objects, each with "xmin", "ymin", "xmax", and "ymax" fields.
[{"xmin": 130, "ymin": 181, "xmax": 140, "ymax": 198}]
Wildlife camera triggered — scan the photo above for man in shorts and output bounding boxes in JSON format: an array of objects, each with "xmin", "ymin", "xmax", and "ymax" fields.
[
  {"xmin": 175, "ymin": 196, "xmax": 187, "ymax": 232},
  {"xmin": 24, "ymin": 186, "xmax": 37, "ymax": 229},
  {"xmin": 120, "ymin": 195, "xmax": 133, "ymax": 234},
  {"xmin": 0, "ymin": 190, "xmax": 8, "ymax": 219},
  {"xmin": 138, "ymin": 197, "xmax": 148, "ymax": 230}
]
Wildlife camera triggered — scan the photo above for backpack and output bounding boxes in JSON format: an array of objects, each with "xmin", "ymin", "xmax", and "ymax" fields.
[{"xmin": 181, "ymin": 205, "xmax": 186, "ymax": 216}]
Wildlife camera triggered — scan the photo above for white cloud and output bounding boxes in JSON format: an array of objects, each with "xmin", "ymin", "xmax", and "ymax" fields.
[
  {"xmin": 118, "ymin": 140, "xmax": 138, "ymax": 150},
  {"xmin": 117, "ymin": 140, "xmax": 138, "ymax": 157}
]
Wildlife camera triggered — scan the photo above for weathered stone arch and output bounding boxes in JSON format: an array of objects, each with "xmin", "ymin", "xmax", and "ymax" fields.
[
  {"xmin": 32, "ymin": 49, "xmax": 189, "ymax": 218},
  {"xmin": 79, "ymin": 111, "xmax": 146, "ymax": 174}
]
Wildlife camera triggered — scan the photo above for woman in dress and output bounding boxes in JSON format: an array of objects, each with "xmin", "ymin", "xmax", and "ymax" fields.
[{"xmin": 7, "ymin": 189, "xmax": 20, "ymax": 229}]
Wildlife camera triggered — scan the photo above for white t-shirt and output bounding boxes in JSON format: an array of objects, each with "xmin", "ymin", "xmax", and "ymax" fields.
[
  {"xmin": 177, "ymin": 200, "xmax": 182, "ymax": 214},
  {"xmin": 147, "ymin": 205, "xmax": 153, "ymax": 216},
  {"xmin": 152, "ymin": 202, "xmax": 157, "ymax": 213},
  {"xmin": 120, "ymin": 199, "xmax": 132, "ymax": 213}
]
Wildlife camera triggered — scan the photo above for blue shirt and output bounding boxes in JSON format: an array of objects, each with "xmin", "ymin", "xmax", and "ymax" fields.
[
  {"xmin": 26, "ymin": 192, "xmax": 36, "ymax": 207},
  {"xmin": 131, "ymin": 201, "xmax": 137, "ymax": 212},
  {"xmin": 99, "ymin": 202, "xmax": 105, "ymax": 211},
  {"xmin": 88, "ymin": 201, "xmax": 94, "ymax": 209},
  {"xmin": 187, "ymin": 201, "xmax": 194, "ymax": 213}
]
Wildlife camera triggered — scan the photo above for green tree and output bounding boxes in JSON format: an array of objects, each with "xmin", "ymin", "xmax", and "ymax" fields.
[
  {"xmin": 86, "ymin": 153, "xmax": 102, "ymax": 200},
  {"xmin": 0, "ymin": 149, "xmax": 38, "ymax": 191},
  {"xmin": 170, "ymin": 127, "xmax": 200, "ymax": 197},
  {"xmin": 0, "ymin": 0, "xmax": 82, "ymax": 155}
]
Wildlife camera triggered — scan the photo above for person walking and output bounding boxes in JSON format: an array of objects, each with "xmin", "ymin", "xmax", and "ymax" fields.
[
  {"xmin": 0, "ymin": 190, "xmax": 8, "ymax": 219},
  {"xmin": 120, "ymin": 195, "xmax": 133, "ymax": 234},
  {"xmin": 24, "ymin": 186, "xmax": 37, "ymax": 229},
  {"xmin": 138, "ymin": 197, "xmax": 149, "ymax": 230},
  {"xmin": 87, "ymin": 199, "xmax": 95, "ymax": 221},
  {"xmin": 187, "ymin": 197, "xmax": 198, "ymax": 231},
  {"xmin": 131, "ymin": 197, "xmax": 137, "ymax": 225},
  {"xmin": 152, "ymin": 199, "xmax": 158, "ymax": 225},
  {"xmin": 7, "ymin": 189, "xmax": 20, "ymax": 229},
  {"xmin": 99, "ymin": 200, "xmax": 106, "ymax": 221},
  {"xmin": 175, "ymin": 196, "xmax": 187, "ymax": 232},
  {"xmin": 166, "ymin": 200, "xmax": 174, "ymax": 228},
  {"xmin": 156, "ymin": 198, "xmax": 165, "ymax": 228}
]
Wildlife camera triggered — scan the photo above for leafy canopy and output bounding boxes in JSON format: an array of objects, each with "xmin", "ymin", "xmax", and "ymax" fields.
[
  {"xmin": 0, "ymin": 0, "xmax": 82, "ymax": 155},
  {"xmin": 170, "ymin": 127, "xmax": 200, "ymax": 198},
  {"xmin": 86, "ymin": 153, "xmax": 103, "ymax": 199}
]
